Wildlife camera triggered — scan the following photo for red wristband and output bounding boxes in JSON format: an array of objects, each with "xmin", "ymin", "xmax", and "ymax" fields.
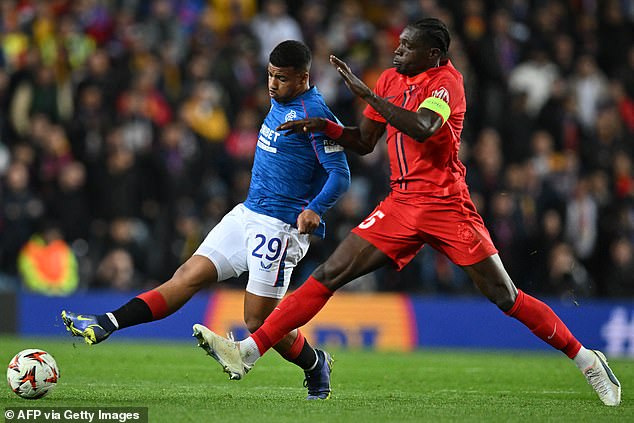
[{"xmin": 324, "ymin": 119, "xmax": 344, "ymax": 139}]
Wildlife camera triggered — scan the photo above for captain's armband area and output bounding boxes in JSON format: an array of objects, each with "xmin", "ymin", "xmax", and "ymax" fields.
[{"xmin": 418, "ymin": 97, "xmax": 451, "ymax": 124}]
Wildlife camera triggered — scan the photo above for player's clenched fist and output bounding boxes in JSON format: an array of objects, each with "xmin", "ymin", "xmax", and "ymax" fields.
[{"xmin": 297, "ymin": 209, "xmax": 320, "ymax": 234}]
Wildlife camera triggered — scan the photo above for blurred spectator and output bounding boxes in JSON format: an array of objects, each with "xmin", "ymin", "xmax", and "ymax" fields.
[
  {"xmin": 465, "ymin": 127, "xmax": 504, "ymax": 207},
  {"xmin": 180, "ymin": 80, "xmax": 230, "ymax": 177},
  {"xmin": 564, "ymin": 178, "xmax": 598, "ymax": 260},
  {"xmin": 472, "ymin": 8, "xmax": 520, "ymax": 128},
  {"xmin": 225, "ymin": 107, "xmax": 259, "ymax": 165},
  {"xmin": 604, "ymin": 237, "xmax": 634, "ymax": 297},
  {"xmin": 597, "ymin": 0, "xmax": 633, "ymax": 77},
  {"xmin": 570, "ymin": 54, "xmax": 610, "ymax": 132},
  {"xmin": 0, "ymin": 161, "xmax": 44, "ymax": 276},
  {"xmin": 94, "ymin": 248, "xmax": 140, "ymax": 291},
  {"xmin": 117, "ymin": 68, "xmax": 171, "ymax": 129},
  {"xmin": 46, "ymin": 161, "xmax": 90, "ymax": 243},
  {"xmin": 251, "ymin": 0, "xmax": 302, "ymax": 65},
  {"xmin": 75, "ymin": 49, "xmax": 120, "ymax": 118},
  {"xmin": 545, "ymin": 242, "xmax": 594, "ymax": 300},
  {"xmin": 9, "ymin": 63, "xmax": 73, "ymax": 136},
  {"xmin": 17, "ymin": 223, "xmax": 78, "ymax": 296},
  {"xmin": 181, "ymin": 81, "xmax": 230, "ymax": 145},
  {"xmin": 151, "ymin": 121, "xmax": 202, "ymax": 207},
  {"xmin": 508, "ymin": 48, "xmax": 558, "ymax": 117},
  {"xmin": 418, "ymin": 248, "xmax": 472, "ymax": 294},
  {"xmin": 141, "ymin": 0, "xmax": 186, "ymax": 62},
  {"xmin": 551, "ymin": 34, "xmax": 576, "ymax": 77},
  {"xmin": 326, "ymin": 0, "xmax": 375, "ymax": 60},
  {"xmin": 89, "ymin": 139, "xmax": 144, "ymax": 220},
  {"xmin": 94, "ymin": 217, "xmax": 149, "ymax": 281},
  {"xmin": 487, "ymin": 190, "xmax": 526, "ymax": 280},
  {"xmin": 67, "ymin": 83, "xmax": 111, "ymax": 163},
  {"xmin": 38, "ymin": 125, "xmax": 73, "ymax": 194},
  {"xmin": 500, "ymin": 92, "xmax": 533, "ymax": 164},
  {"xmin": 536, "ymin": 78, "xmax": 582, "ymax": 152}
]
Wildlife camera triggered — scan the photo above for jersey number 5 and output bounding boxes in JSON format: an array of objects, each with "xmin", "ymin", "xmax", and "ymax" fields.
[{"xmin": 358, "ymin": 210, "xmax": 385, "ymax": 229}]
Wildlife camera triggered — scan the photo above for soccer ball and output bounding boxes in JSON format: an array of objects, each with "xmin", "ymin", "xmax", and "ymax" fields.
[{"xmin": 6, "ymin": 349, "xmax": 59, "ymax": 399}]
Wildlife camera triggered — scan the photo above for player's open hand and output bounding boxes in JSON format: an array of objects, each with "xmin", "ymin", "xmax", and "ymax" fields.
[
  {"xmin": 277, "ymin": 118, "xmax": 326, "ymax": 134},
  {"xmin": 330, "ymin": 55, "xmax": 374, "ymax": 99},
  {"xmin": 297, "ymin": 209, "xmax": 320, "ymax": 234}
]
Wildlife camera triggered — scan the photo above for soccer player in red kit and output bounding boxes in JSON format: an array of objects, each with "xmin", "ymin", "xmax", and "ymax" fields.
[{"xmin": 193, "ymin": 18, "xmax": 621, "ymax": 406}]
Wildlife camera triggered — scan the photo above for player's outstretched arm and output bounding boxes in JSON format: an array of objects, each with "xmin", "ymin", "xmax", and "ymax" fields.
[
  {"xmin": 329, "ymin": 55, "xmax": 443, "ymax": 142},
  {"xmin": 277, "ymin": 117, "xmax": 384, "ymax": 155}
]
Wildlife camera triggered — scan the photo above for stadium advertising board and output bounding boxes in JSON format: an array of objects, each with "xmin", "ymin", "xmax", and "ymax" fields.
[
  {"xmin": 203, "ymin": 290, "xmax": 417, "ymax": 351},
  {"xmin": 16, "ymin": 291, "xmax": 634, "ymax": 357}
]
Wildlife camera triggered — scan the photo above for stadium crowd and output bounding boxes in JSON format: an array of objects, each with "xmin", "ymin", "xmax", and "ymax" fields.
[{"xmin": 0, "ymin": 0, "xmax": 633, "ymax": 299}]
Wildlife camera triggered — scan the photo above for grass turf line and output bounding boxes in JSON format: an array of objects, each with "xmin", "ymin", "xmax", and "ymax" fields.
[{"xmin": 1, "ymin": 336, "xmax": 631, "ymax": 422}]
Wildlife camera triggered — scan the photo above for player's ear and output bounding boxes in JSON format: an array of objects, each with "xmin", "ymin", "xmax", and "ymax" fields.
[{"xmin": 429, "ymin": 47, "xmax": 441, "ymax": 59}]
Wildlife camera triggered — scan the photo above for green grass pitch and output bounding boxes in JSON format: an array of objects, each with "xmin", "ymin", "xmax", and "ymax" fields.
[{"xmin": 1, "ymin": 336, "xmax": 631, "ymax": 422}]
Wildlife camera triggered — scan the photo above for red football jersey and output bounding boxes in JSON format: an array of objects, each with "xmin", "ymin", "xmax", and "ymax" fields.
[{"xmin": 363, "ymin": 60, "xmax": 467, "ymax": 197}]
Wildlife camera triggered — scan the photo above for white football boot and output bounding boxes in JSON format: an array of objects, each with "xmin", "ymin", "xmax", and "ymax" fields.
[
  {"xmin": 582, "ymin": 350, "xmax": 621, "ymax": 406},
  {"xmin": 192, "ymin": 324, "xmax": 251, "ymax": 380}
]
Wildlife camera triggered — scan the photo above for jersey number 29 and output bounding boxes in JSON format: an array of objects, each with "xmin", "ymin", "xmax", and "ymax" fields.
[{"xmin": 252, "ymin": 234, "xmax": 283, "ymax": 261}]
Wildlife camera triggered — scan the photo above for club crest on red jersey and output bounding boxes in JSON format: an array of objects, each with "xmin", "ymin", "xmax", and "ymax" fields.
[{"xmin": 431, "ymin": 87, "xmax": 449, "ymax": 103}]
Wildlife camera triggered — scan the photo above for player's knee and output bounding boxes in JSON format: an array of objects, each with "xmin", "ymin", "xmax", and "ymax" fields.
[
  {"xmin": 171, "ymin": 263, "xmax": 208, "ymax": 291},
  {"xmin": 313, "ymin": 260, "xmax": 348, "ymax": 291},
  {"xmin": 494, "ymin": 289, "xmax": 517, "ymax": 312},
  {"xmin": 244, "ymin": 316, "xmax": 264, "ymax": 333}
]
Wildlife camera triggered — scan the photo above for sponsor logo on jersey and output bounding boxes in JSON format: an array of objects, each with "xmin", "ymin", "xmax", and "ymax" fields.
[
  {"xmin": 323, "ymin": 139, "xmax": 344, "ymax": 153},
  {"xmin": 257, "ymin": 123, "xmax": 280, "ymax": 153},
  {"xmin": 431, "ymin": 87, "xmax": 449, "ymax": 103}
]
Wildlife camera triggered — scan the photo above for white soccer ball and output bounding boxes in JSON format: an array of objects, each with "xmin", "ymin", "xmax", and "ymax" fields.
[{"xmin": 6, "ymin": 349, "xmax": 59, "ymax": 399}]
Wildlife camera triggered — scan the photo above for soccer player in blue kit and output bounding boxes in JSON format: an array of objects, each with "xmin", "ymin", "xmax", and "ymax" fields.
[{"xmin": 61, "ymin": 40, "xmax": 350, "ymax": 400}]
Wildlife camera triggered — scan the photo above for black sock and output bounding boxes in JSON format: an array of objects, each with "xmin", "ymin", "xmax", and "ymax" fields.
[
  {"xmin": 95, "ymin": 315, "xmax": 117, "ymax": 332},
  {"xmin": 109, "ymin": 298, "xmax": 153, "ymax": 330},
  {"xmin": 287, "ymin": 339, "xmax": 318, "ymax": 371}
]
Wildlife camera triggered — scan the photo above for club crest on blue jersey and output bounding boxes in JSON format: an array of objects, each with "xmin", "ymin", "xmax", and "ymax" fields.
[{"xmin": 285, "ymin": 110, "xmax": 297, "ymax": 122}]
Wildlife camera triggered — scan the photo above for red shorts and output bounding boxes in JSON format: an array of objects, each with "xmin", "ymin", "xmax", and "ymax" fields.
[{"xmin": 351, "ymin": 190, "xmax": 497, "ymax": 270}]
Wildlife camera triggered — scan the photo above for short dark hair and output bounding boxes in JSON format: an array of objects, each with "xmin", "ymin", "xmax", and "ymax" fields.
[
  {"xmin": 411, "ymin": 18, "xmax": 450, "ymax": 54},
  {"xmin": 269, "ymin": 40, "xmax": 312, "ymax": 71}
]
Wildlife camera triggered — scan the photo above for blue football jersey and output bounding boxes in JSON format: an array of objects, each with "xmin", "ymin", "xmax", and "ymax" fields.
[{"xmin": 244, "ymin": 86, "xmax": 350, "ymax": 238}]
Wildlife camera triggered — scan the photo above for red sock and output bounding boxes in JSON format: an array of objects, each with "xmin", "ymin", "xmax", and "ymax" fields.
[
  {"xmin": 280, "ymin": 330, "xmax": 305, "ymax": 360},
  {"xmin": 137, "ymin": 290, "xmax": 169, "ymax": 320},
  {"xmin": 252, "ymin": 277, "xmax": 333, "ymax": 355},
  {"xmin": 505, "ymin": 290, "xmax": 581, "ymax": 358}
]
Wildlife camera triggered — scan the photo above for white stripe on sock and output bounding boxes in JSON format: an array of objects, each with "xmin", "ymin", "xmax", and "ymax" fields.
[
  {"xmin": 106, "ymin": 312, "xmax": 119, "ymax": 329},
  {"xmin": 305, "ymin": 350, "xmax": 319, "ymax": 372}
]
